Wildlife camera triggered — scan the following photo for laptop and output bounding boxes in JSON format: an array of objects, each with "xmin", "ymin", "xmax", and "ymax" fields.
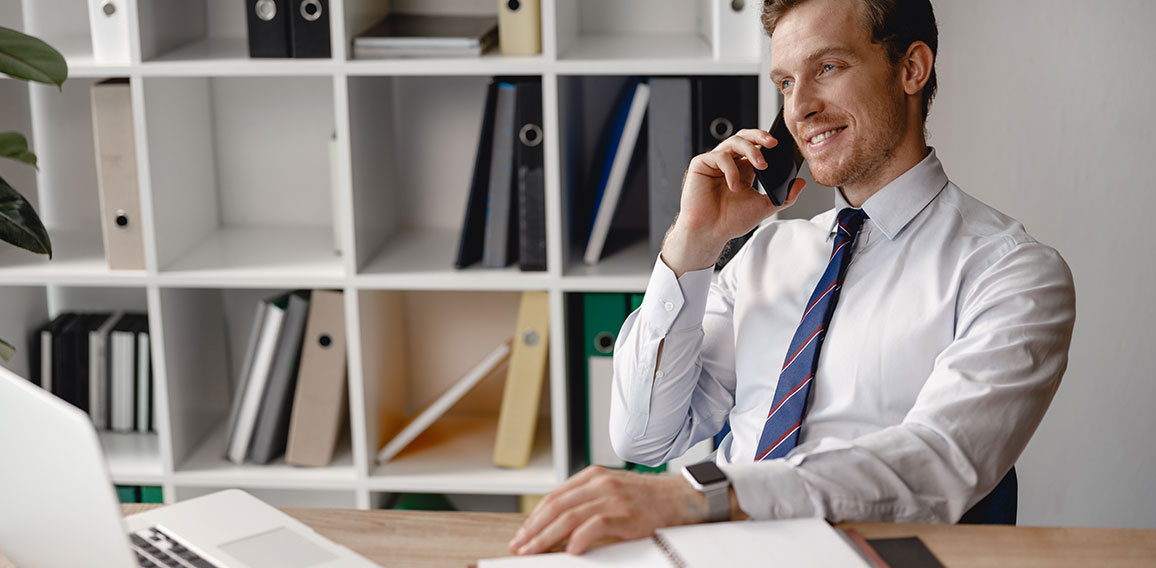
[{"xmin": 0, "ymin": 365, "xmax": 379, "ymax": 568}]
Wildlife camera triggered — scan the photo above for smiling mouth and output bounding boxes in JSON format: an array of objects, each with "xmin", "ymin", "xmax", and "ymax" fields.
[{"xmin": 807, "ymin": 127, "xmax": 846, "ymax": 146}]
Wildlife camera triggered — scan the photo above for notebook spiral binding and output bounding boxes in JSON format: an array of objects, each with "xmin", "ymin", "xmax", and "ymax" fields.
[{"xmin": 653, "ymin": 534, "xmax": 688, "ymax": 568}]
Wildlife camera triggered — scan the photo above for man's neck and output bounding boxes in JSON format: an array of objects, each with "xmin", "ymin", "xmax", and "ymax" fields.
[{"xmin": 839, "ymin": 138, "xmax": 930, "ymax": 208}]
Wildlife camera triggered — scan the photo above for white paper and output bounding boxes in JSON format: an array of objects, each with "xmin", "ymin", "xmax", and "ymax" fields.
[{"xmin": 478, "ymin": 538, "xmax": 669, "ymax": 567}]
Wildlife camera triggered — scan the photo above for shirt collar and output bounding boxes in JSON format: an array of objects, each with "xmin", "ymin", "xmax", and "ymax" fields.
[{"xmin": 832, "ymin": 147, "xmax": 949, "ymax": 240}]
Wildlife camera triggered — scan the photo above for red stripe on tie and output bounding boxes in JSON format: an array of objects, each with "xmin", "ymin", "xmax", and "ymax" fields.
[
  {"xmin": 766, "ymin": 373, "xmax": 813, "ymax": 418},
  {"xmin": 781, "ymin": 326, "xmax": 824, "ymax": 372},
  {"xmin": 829, "ymin": 239, "xmax": 849, "ymax": 261},
  {"xmin": 802, "ymin": 282, "xmax": 837, "ymax": 322},
  {"xmin": 756, "ymin": 420, "xmax": 802, "ymax": 461}
]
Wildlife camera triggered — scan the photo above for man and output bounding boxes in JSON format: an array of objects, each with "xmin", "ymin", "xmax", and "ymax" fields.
[{"xmin": 510, "ymin": 0, "xmax": 1075, "ymax": 556}]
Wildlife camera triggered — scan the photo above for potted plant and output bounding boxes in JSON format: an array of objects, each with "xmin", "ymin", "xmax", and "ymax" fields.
[{"xmin": 0, "ymin": 24, "xmax": 67, "ymax": 360}]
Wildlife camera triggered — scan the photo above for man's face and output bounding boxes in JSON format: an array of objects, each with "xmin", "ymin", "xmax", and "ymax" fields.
[{"xmin": 770, "ymin": 0, "xmax": 909, "ymax": 190}]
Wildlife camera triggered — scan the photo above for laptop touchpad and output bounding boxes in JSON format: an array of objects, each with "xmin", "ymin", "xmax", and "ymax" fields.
[{"xmin": 218, "ymin": 527, "xmax": 339, "ymax": 568}]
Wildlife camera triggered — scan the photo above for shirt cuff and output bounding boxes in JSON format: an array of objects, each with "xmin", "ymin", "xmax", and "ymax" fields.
[
  {"xmin": 719, "ymin": 460, "xmax": 820, "ymax": 520},
  {"xmin": 641, "ymin": 256, "xmax": 714, "ymax": 336}
]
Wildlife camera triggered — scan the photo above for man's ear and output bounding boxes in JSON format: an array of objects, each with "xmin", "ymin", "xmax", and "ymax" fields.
[{"xmin": 901, "ymin": 41, "xmax": 934, "ymax": 96}]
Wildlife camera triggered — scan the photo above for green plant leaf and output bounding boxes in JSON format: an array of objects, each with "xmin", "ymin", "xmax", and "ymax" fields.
[
  {"xmin": 0, "ymin": 131, "xmax": 38, "ymax": 169},
  {"xmin": 0, "ymin": 338, "xmax": 13, "ymax": 361},
  {"xmin": 0, "ymin": 26, "xmax": 68, "ymax": 87},
  {"xmin": 0, "ymin": 173, "xmax": 52, "ymax": 258}
]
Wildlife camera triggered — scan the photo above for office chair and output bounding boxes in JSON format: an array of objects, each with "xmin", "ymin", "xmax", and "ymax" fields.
[{"xmin": 959, "ymin": 467, "xmax": 1018, "ymax": 525}]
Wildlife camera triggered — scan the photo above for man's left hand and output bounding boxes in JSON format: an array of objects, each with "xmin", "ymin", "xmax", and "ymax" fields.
[{"xmin": 507, "ymin": 466, "xmax": 709, "ymax": 556}]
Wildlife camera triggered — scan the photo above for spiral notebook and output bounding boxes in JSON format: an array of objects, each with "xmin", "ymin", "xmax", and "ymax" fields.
[{"xmin": 478, "ymin": 518, "xmax": 872, "ymax": 567}]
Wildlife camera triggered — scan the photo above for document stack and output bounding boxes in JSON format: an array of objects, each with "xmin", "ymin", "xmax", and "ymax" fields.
[
  {"xmin": 29, "ymin": 311, "xmax": 153, "ymax": 433},
  {"xmin": 455, "ymin": 77, "xmax": 546, "ymax": 271},
  {"xmin": 223, "ymin": 290, "xmax": 349, "ymax": 466},
  {"xmin": 352, "ymin": 13, "xmax": 498, "ymax": 59}
]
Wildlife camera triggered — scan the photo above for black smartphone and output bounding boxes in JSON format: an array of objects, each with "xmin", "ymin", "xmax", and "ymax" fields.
[{"xmin": 753, "ymin": 108, "xmax": 804, "ymax": 206}]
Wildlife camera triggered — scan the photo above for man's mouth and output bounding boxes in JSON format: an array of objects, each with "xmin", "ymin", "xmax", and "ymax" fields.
[{"xmin": 806, "ymin": 126, "xmax": 846, "ymax": 147}]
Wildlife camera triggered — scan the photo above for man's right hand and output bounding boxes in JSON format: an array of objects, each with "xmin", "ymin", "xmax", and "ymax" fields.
[{"xmin": 661, "ymin": 129, "xmax": 806, "ymax": 277}]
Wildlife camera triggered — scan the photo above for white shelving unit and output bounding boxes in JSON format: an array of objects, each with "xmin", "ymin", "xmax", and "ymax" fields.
[{"xmin": 0, "ymin": 0, "xmax": 773, "ymax": 510}]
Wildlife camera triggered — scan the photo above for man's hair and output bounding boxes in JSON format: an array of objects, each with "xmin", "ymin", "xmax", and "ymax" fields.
[{"xmin": 762, "ymin": 0, "xmax": 938, "ymax": 122}]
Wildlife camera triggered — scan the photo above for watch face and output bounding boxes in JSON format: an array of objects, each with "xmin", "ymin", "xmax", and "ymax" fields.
[{"xmin": 686, "ymin": 462, "xmax": 727, "ymax": 485}]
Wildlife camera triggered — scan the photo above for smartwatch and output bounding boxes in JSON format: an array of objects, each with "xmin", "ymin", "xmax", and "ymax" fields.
[{"xmin": 681, "ymin": 461, "xmax": 731, "ymax": 522}]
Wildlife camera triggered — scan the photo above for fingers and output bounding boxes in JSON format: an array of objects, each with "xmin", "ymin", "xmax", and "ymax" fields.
[
  {"xmin": 511, "ymin": 466, "xmax": 611, "ymax": 553},
  {"xmin": 522, "ymin": 498, "xmax": 610, "ymax": 556},
  {"xmin": 566, "ymin": 512, "xmax": 621, "ymax": 555},
  {"xmin": 710, "ymin": 150, "xmax": 746, "ymax": 192},
  {"xmin": 692, "ymin": 129, "xmax": 780, "ymax": 192},
  {"xmin": 783, "ymin": 177, "xmax": 807, "ymax": 206}
]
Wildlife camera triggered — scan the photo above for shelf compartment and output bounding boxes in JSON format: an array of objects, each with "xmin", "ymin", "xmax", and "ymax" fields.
[
  {"xmin": 175, "ymin": 485, "xmax": 359, "ymax": 508},
  {"xmin": 159, "ymin": 286, "xmax": 358, "ymax": 485},
  {"xmin": 555, "ymin": 0, "xmax": 711, "ymax": 64},
  {"xmin": 174, "ymin": 422, "xmax": 358, "ymax": 488},
  {"xmin": 17, "ymin": 0, "xmax": 97, "ymax": 65},
  {"xmin": 358, "ymin": 289, "xmax": 558, "ymax": 494},
  {"xmin": 356, "ymin": 229, "xmax": 552, "ymax": 291},
  {"xmin": 100, "ymin": 430, "xmax": 166, "ymax": 484},
  {"xmin": 560, "ymin": 240, "xmax": 652, "ymax": 293},
  {"xmin": 142, "ymin": 75, "xmax": 343, "ymax": 281},
  {"xmin": 0, "ymin": 229, "xmax": 146, "ymax": 285},
  {"xmin": 557, "ymin": 75, "xmax": 653, "ymax": 282},
  {"xmin": 0, "ymin": 285, "xmax": 50, "ymax": 380},
  {"xmin": 368, "ymin": 415, "xmax": 555, "ymax": 495},
  {"xmin": 136, "ymin": 0, "xmax": 336, "ymax": 68},
  {"xmin": 348, "ymin": 75, "xmax": 547, "ymax": 277},
  {"xmin": 140, "ymin": 37, "xmax": 338, "ymax": 77},
  {"xmin": 7, "ymin": 286, "xmax": 160, "ymax": 475},
  {"xmin": 7, "ymin": 78, "xmax": 127, "ymax": 278},
  {"xmin": 156, "ymin": 227, "xmax": 344, "ymax": 286}
]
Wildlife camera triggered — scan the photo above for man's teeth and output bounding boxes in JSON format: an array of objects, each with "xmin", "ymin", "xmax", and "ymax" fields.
[{"xmin": 810, "ymin": 128, "xmax": 844, "ymax": 144}]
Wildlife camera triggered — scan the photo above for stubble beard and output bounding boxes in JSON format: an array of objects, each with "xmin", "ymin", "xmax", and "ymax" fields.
[{"xmin": 807, "ymin": 91, "xmax": 907, "ymax": 191}]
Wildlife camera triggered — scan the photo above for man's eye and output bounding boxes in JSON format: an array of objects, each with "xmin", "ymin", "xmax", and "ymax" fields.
[
  {"xmin": 780, "ymin": 79, "xmax": 794, "ymax": 91},
  {"xmin": 822, "ymin": 64, "xmax": 837, "ymax": 73}
]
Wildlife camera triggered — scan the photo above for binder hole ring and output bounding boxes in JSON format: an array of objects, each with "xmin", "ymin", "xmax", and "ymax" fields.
[
  {"xmin": 318, "ymin": 333, "xmax": 332, "ymax": 348},
  {"xmin": 710, "ymin": 118, "xmax": 734, "ymax": 141},
  {"xmin": 519, "ymin": 123, "xmax": 543, "ymax": 147},
  {"xmin": 594, "ymin": 332, "xmax": 615, "ymax": 354},
  {"xmin": 731, "ymin": 0, "xmax": 745, "ymax": 14},
  {"xmin": 522, "ymin": 330, "xmax": 540, "ymax": 347},
  {"xmin": 508, "ymin": 0, "xmax": 522, "ymax": 11},
  {"xmin": 301, "ymin": 0, "xmax": 322, "ymax": 22},
  {"xmin": 255, "ymin": 0, "xmax": 277, "ymax": 21},
  {"xmin": 115, "ymin": 211, "xmax": 130, "ymax": 228},
  {"xmin": 102, "ymin": 1, "xmax": 117, "ymax": 17}
]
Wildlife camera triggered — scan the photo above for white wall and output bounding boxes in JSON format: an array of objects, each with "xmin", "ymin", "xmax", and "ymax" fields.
[
  {"xmin": 928, "ymin": 0, "xmax": 1156, "ymax": 529},
  {"xmin": 784, "ymin": 0, "xmax": 1156, "ymax": 529}
]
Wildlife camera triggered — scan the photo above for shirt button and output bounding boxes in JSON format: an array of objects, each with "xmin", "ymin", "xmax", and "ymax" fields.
[
  {"xmin": 655, "ymin": 370, "xmax": 665, "ymax": 379},
  {"xmin": 663, "ymin": 301, "xmax": 674, "ymax": 312}
]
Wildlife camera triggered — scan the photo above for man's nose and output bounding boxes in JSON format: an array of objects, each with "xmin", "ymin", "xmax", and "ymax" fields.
[{"xmin": 788, "ymin": 80, "xmax": 823, "ymax": 124}]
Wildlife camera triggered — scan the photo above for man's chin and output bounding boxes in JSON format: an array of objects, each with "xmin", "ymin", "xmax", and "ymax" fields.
[{"xmin": 807, "ymin": 165, "xmax": 849, "ymax": 188}]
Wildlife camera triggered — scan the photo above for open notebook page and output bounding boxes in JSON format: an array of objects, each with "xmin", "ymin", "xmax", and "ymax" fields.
[{"xmin": 478, "ymin": 518, "xmax": 871, "ymax": 567}]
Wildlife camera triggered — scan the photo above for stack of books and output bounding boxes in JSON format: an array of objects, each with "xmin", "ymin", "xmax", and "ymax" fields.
[
  {"xmin": 352, "ymin": 13, "xmax": 498, "ymax": 59},
  {"xmin": 29, "ymin": 312, "xmax": 153, "ymax": 433},
  {"xmin": 223, "ymin": 290, "xmax": 349, "ymax": 467},
  {"xmin": 455, "ymin": 77, "xmax": 546, "ymax": 271}
]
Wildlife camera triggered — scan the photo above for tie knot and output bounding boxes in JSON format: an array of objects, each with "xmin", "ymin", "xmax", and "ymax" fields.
[{"xmin": 836, "ymin": 208, "xmax": 868, "ymax": 237}]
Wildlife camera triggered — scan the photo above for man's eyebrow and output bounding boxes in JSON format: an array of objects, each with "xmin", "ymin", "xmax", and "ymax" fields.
[{"xmin": 771, "ymin": 46, "xmax": 857, "ymax": 80}]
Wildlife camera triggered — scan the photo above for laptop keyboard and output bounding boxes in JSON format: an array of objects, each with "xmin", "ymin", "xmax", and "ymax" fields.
[{"xmin": 131, "ymin": 527, "xmax": 221, "ymax": 568}]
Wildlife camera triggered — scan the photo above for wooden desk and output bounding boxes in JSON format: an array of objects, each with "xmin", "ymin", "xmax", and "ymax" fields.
[{"xmin": 3, "ymin": 504, "xmax": 1155, "ymax": 567}]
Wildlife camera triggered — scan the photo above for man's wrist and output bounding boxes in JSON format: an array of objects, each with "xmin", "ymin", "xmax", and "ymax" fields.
[{"xmin": 661, "ymin": 225, "xmax": 726, "ymax": 278}]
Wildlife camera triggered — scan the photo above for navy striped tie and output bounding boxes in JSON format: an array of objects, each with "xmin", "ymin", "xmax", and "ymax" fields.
[{"xmin": 755, "ymin": 207, "xmax": 868, "ymax": 461}]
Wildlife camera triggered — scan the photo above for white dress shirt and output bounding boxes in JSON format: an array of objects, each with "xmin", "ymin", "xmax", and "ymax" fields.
[{"xmin": 609, "ymin": 149, "xmax": 1076, "ymax": 523}]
